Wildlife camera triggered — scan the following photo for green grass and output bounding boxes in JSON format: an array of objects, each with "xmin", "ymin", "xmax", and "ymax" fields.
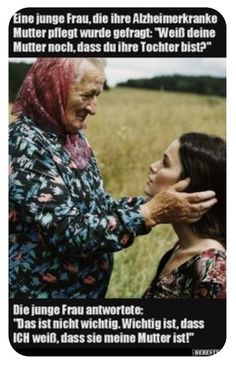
[{"xmin": 85, "ymin": 87, "xmax": 226, "ymax": 298}]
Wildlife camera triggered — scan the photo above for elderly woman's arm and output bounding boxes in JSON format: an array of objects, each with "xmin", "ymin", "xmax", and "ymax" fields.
[
  {"xmin": 10, "ymin": 120, "xmax": 216, "ymax": 259},
  {"xmin": 9, "ymin": 133, "xmax": 148, "ymax": 258}
]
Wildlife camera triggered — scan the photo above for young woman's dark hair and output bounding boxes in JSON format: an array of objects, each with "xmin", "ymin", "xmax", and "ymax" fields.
[{"xmin": 179, "ymin": 132, "xmax": 226, "ymax": 246}]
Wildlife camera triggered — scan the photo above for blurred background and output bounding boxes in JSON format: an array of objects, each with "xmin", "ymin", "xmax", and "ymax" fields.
[{"xmin": 9, "ymin": 58, "xmax": 226, "ymax": 298}]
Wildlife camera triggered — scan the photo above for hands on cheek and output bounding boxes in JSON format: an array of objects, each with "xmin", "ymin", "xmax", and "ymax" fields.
[{"xmin": 140, "ymin": 178, "xmax": 217, "ymax": 227}]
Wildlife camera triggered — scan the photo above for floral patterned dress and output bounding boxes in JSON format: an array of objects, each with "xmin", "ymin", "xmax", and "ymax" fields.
[
  {"xmin": 143, "ymin": 247, "xmax": 226, "ymax": 299},
  {"xmin": 9, "ymin": 116, "xmax": 148, "ymax": 299}
]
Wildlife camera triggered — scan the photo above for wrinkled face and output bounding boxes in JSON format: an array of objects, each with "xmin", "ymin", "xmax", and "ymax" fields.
[
  {"xmin": 144, "ymin": 140, "xmax": 183, "ymax": 197},
  {"xmin": 65, "ymin": 61, "xmax": 105, "ymax": 133}
]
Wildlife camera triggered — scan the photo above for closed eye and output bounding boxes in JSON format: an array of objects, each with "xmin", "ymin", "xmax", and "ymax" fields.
[
  {"xmin": 163, "ymin": 154, "xmax": 170, "ymax": 167},
  {"xmin": 81, "ymin": 90, "xmax": 101, "ymax": 99}
]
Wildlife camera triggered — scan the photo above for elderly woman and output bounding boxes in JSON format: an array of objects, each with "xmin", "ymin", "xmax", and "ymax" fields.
[
  {"xmin": 9, "ymin": 58, "xmax": 217, "ymax": 299},
  {"xmin": 143, "ymin": 133, "xmax": 226, "ymax": 299}
]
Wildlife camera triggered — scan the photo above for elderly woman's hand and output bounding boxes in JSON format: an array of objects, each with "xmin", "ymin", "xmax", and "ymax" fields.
[{"xmin": 140, "ymin": 178, "xmax": 218, "ymax": 227}]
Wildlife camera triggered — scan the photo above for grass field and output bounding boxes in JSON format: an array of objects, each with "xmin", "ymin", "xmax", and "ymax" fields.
[{"xmin": 9, "ymin": 87, "xmax": 226, "ymax": 298}]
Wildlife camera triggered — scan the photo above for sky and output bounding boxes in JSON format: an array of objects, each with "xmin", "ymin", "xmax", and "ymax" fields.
[
  {"xmin": 105, "ymin": 58, "xmax": 226, "ymax": 86},
  {"xmin": 9, "ymin": 57, "xmax": 226, "ymax": 87}
]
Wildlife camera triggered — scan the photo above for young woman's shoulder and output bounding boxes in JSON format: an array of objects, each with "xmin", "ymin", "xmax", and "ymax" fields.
[
  {"xmin": 190, "ymin": 248, "xmax": 226, "ymax": 298},
  {"xmin": 190, "ymin": 247, "xmax": 226, "ymax": 283},
  {"xmin": 198, "ymin": 238, "xmax": 226, "ymax": 252}
]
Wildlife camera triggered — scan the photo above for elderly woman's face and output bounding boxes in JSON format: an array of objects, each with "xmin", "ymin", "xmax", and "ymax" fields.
[
  {"xmin": 144, "ymin": 140, "xmax": 183, "ymax": 197},
  {"xmin": 65, "ymin": 61, "xmax": 105, "ymax": 132}
]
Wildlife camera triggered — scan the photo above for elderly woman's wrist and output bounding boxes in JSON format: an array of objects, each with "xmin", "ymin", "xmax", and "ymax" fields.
[{"xmin": 140, "ymin": 203, "xmax": 156, "ymax": 228}]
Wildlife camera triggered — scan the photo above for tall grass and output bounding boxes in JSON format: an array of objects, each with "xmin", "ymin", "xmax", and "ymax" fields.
[
  {"xmin": 85, "ymin": 87, "xmax": 226, "ymax": 298},
  {"xmin": 9, "ymin": 87, "xmax": 226, "ymax": 298}
]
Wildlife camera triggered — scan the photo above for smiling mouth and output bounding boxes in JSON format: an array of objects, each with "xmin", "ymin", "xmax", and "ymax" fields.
[{"xmin": 75, "ymin": 113, "xmax": 87, "ymax": 121}]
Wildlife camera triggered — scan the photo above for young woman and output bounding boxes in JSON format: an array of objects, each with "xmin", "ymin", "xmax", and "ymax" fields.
[{"xmin": 143, "ymin": 132, "xmax": 226, "ymax": 299}]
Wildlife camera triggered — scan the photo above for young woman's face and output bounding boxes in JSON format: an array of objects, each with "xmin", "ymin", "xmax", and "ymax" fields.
[{"xmin": 144, "ymin": 139, "xmax": 183, "ymax": 197}]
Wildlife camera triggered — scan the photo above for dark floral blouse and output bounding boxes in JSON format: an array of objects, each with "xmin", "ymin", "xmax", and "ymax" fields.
[
  {"xmin": 144, "ymin": 247, "xmax": 226, "ymax": 299},
  {"xmin": 9, "ymin": 116, "xmax": 148, "ymax": 299}
]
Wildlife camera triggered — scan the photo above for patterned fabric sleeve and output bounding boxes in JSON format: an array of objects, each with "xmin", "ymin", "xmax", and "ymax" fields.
[
  {"xmin": 99, "ymin": 190, "xmax": 149, "ymax": 233},
  {"xmin": 9, "ymin": 130, "xmax": 148, "ymax": 257},
  {"xmin": 191, "ymin": 251, "xmax": 226, "ymax": 299}
]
